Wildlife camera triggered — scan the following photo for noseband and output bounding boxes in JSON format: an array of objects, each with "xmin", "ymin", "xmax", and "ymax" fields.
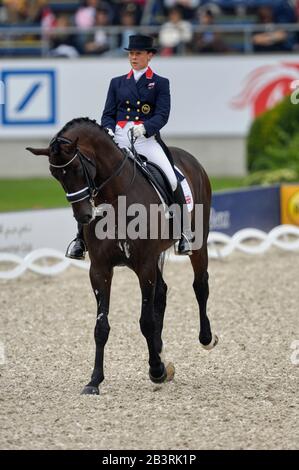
[
  {"xmin": 49, "ymin": 136, "xmax": 134, "ymax": 205},
  {"xmin": 49, "ymin": 136, "xmax": 97, "ymax": 204}
]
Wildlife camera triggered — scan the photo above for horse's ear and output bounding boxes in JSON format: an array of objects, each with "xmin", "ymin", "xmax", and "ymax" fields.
[{"xmin": 26, "ymin": 147, "xmax": 50, "ymax": 156}]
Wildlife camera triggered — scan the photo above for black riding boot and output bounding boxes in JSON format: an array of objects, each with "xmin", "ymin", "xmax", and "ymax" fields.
[
  {"xmin": 65, "ymin": 223, "xmax": 87, "ymax": 260},
  {"xmin": 173, "ymin": 182, "xmax": 193, "ymax": 255}
]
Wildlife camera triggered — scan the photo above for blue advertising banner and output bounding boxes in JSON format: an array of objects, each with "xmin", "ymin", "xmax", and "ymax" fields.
[
  {"xmin": 211, "ymin": 186, "xmax": 281, "ymax": 235},
  {"xmin": 1, "ymin": 69, "xmax": 57, "ymax": 126}
]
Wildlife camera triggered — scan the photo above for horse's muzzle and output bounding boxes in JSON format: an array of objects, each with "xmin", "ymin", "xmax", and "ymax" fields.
[{"xmin": 77, "ymin": 213, "xmax": 93, "ymax": 225}]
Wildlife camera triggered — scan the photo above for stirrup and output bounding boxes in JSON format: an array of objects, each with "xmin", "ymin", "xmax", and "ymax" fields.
[
  {"xmin": 65, "ymin": 238, "xmax": 87, "ymax": 260},
  {"xmin": 175, "ymin": 233, "xmax": 193, "ymax": 256}
]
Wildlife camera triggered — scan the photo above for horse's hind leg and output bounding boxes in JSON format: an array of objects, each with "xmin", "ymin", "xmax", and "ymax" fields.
[
  {"xmin": 137, "ymin": 262, "xmax": 168, "ymax": 383},
  {"xmin": 154, "ymin": 267, "xmax": 175, "ymax": 381},
  {"xmin": 81, "ymin": 266, "xmax": 112, "ymax": 395},
  {"xmin": 190, "ymin": 248, "xmax": 218, "ymax": 350},
  {"xmin": 153, "ymin": 267, "xmax": 167, "ymax": 355}
]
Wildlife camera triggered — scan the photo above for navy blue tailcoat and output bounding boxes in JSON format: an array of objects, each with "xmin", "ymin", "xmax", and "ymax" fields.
[{"xmin": 101, "ymin": 67, "xmax": 171, "ymax": 138}]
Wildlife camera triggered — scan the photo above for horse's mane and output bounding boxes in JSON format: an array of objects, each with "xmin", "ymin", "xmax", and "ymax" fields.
[
  {"xmin": 57, "ymin": 117, "xmax": 122, "ymax": 153},
  {"xmin": 57, "ymin": 117, "xmax": 103, "ymax": 137}
]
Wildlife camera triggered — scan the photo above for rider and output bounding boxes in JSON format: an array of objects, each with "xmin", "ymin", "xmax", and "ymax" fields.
[{"xmin": 66, "ymin": 34, "xmax": 193, "ymax": 260}]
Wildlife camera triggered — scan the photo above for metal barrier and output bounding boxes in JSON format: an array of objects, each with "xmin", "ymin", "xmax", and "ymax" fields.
[
  {"xmin": 1, "ymin": 225, "xmax": 299, "ymax": 279},
  {"xmin": 0, "ymin": 23, "xmax": 299, "ymax": 56}
]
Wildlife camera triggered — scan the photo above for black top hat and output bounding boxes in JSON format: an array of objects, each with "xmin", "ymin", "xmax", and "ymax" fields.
[{"xmin": 125, "ymin": 35, "xmax": 157, "ymax": 53}]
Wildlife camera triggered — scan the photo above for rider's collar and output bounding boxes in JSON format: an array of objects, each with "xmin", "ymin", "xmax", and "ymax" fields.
[
  {"xmin": 133, "ymin": 67, "xmax": 148, "ymax": 82},
  {"xmin": 127, "ymin": 67, "xmax": 153, "ymax": 80}
]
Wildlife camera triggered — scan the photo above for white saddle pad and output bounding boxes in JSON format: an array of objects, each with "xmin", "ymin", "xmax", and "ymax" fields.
[{"xmin": 174, "ymin": 166, "xmax": 194, "ymax": 213}]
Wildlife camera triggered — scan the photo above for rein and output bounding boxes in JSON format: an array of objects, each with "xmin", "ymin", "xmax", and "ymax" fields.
[{"xmin": 49, "ymin": 135, "xmax": 136, "ymax": 206}]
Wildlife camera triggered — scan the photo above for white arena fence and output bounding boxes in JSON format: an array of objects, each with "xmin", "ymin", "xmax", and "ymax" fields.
[{"xmin": 1, "ymin": 225, "xmax": 299, "ymax": 280}]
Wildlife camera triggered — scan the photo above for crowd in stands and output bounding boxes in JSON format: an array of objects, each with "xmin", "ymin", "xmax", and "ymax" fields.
[{"xmin": 0, "ymin": 0, "xmax": 299, "ymax": 56}]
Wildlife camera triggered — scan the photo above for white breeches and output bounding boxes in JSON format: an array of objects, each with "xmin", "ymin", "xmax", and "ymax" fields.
[{"xmin": 114, "ymin": 122, "xmax": 178, "ymax": 191}]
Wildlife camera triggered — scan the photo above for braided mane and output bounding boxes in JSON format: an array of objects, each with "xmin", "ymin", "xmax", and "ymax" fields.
[
  {"xmin": 56, "ymin": 117, "xmax": 124, "ymax": 155},
  {"xmin": 57, "ymin": 117, "xmax": 103, "ymax": 136}
]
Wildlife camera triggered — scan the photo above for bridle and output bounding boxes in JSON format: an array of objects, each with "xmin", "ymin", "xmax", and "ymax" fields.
[{"xmin": 49, "ymin": 135, "xmax": 136, "ymax": 205}]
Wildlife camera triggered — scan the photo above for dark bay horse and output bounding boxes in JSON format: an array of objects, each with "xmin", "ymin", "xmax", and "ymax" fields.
[{"xmin": 27, "ymin": 117, "xmax": 218, "ymax": 395}]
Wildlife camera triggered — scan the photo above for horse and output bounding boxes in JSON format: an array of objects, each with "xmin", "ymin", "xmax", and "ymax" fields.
[{"xmin": 26, "ymin": 117, "xmax": 218, "ymax": 395}]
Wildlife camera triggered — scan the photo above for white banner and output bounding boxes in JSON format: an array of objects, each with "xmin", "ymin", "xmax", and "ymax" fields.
[
  {"xmin": 0, "ymin": 55, "xmax": 299, "ymax": 138},
  {"xmin": 0, "ymin": 208, "xmax": 75, "ymax": 256}
]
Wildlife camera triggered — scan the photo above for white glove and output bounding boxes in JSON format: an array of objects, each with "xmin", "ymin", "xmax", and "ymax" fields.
[
  {"xmin": 132, "ymin": 124, "xmax": 146, "ymax": 138},
  {"xmin": 105, "ymin": 128, "xmax": 115, "ymax": 138}
]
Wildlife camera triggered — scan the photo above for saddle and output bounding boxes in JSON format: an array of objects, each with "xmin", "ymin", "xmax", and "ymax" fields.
[{"xmin": 125, "ymin": 149, "xmax": 184, "ymax": 207}]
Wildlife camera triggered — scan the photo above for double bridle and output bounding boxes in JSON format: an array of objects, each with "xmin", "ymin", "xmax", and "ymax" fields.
[{"xmin": 49, "ymin": 136, "xmax": 135, "ymax": 205}]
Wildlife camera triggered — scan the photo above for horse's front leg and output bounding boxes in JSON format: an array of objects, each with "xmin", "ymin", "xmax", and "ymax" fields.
[
  {"xmin": 81, "ymin": 266, "xmax": 112, "ymax": 395},
  {"xmin": 138, "ymin": 264, "xmax": 168, "ymax": 383}
]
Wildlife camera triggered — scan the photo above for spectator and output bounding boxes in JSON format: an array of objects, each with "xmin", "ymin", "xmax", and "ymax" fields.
[
  {"xmin": 273, "ymin": 0, "xmax": 296, "ymax": 23},
  {"xmin": 2, "ymin": 0, "xmax": 54, "ymax": 25},
  {"xmin": 193, "ymin": 7, "xmax": 229, "ymax": 53},
  {"xmin": 112, "ymin": 0, "xmax": 145, "ymax": 25},
  {"xmin": 2, "ymin": 0, "xmax": 28, "ymax": 24},
  {"xmin": 252, "ymin": 5, "xmax": 295, "ymax": 52},
  {"xmin": 74, "ymin": 0, "xmax": 96, "ymax": 29},
  {"xmin": 141, "ymin": 0, "xmax": 165, "ymax": 25},
  {"xmin": 40, "ymin": 6, "xmax": 56, "ymax": 30},
  {"xmin": 159, "ymin": 6, "xmax": 192, "ymax": 55},
  {"xmin": 84, "ymin": 6, "xmax": 110, "ymax": 55},
  {"xmin": 110, "ymin": 8, "xmax": 137, "ymax": 55},
  {"xmin": 49, "ymin": 14, "xmax": 79, "ymax": 58},
  {"xmin": 74, "ymin": 0, "xmax": 113, "ymax": 29},
  {"xmin": 0, "ymin": 3, "xmax": 6, "ymax": 23},
  {"xmin": 163, "ymin": 0, "xmax": 200, "ymax": 20},
  {"xmin": 1, "ymin": 0, "xmax": 56, "ymax": 47},
  {"xmin": 24, "ymin": 0, "xmax": 53, "ymax": 25}
]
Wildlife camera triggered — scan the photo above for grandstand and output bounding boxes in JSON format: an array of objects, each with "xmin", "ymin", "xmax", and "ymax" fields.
[
  {"xmin": 1, "ymin": 1, "xmax": 299, "ymax": 178},
  {"xmin": 0, "ymin": 0, "xmax": 298, "ymax": 57}
]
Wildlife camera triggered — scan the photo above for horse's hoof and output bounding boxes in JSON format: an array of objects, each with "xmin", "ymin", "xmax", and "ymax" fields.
[
  {"xmin": 165, "ymin": 362, "xmax": 175, "ymax": 382},
  {"xmin": 201, "ymin": 333, "xmax": 219, "ymax": 351},
  {"xmin": 149, "ymin": 365, "xmax": 167, "ymax": 384},
  {"xmin": 81, "ymin": 385, "xmax": 99, "ymax": 395}
]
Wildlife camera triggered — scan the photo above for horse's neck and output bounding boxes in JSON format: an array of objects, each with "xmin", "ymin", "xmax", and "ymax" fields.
[{"xmin": 93, "ymin": 134, "xmax": 133, "ymax": 199}]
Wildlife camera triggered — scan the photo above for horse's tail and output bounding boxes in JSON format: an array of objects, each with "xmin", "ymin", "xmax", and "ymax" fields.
[{"xmin": 158, "ymin": 251, "xmax": 166, "ymax": 276}]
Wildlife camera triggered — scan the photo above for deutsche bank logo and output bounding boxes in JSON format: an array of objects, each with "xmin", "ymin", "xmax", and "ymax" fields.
[{"xmin": 1, "ymin": 69, "xmax": 56, "ymax": 125}]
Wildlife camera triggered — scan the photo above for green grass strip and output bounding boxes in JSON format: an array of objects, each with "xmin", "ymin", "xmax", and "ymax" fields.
[{"xmin": 0, "ymin": 177, "xmax": 246, "ymax": 212}]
